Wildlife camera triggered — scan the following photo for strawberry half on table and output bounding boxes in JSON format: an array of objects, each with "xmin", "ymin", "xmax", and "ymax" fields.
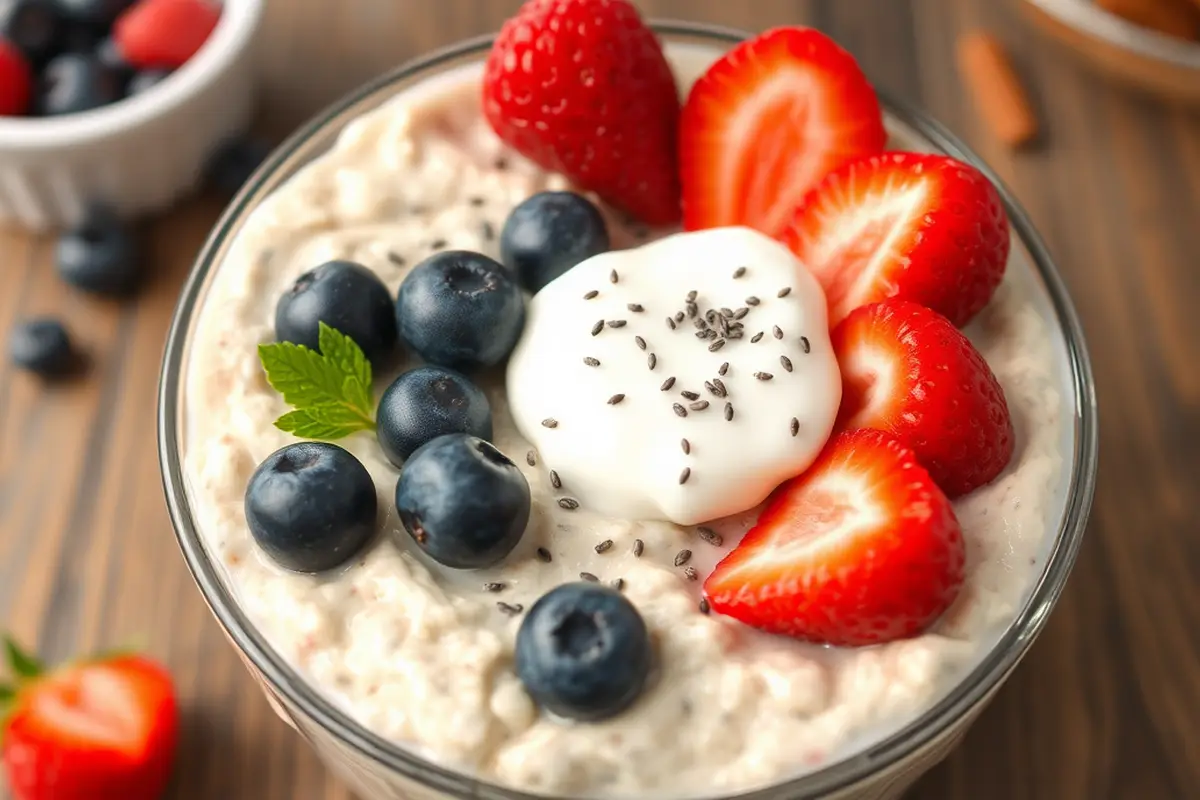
[
  {"xmin": 782, "ymin": 151, "xmax": 1010, "ymax": 328},
  {"xmin": 482, "ymin": 0, "xmax": 682, "ymax": 226},
  {"xmin": 704, "ymin": 429, "xmax": 966, "ymax": 647},
  {"xmin": 1, "ymin": 638, "xmax": 179, "ymax": 800},
  {"xmin": 680, "ymin": 26, "xmax": 887, "ymax": 237},
  {"xmin": 832, "ymin": 299, "xmax": 1015, "ymax": 498}
]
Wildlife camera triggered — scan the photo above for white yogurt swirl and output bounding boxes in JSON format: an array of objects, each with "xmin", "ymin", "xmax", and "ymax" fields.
[{"xmin": 506, "ymin": 227, "xmax": 841, "ymax": 525}]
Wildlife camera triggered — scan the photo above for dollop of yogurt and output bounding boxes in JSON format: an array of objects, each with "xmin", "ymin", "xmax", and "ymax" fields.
[{"xmin": 506, "ymin": 227, "xmax": 841, "ymax": 525}]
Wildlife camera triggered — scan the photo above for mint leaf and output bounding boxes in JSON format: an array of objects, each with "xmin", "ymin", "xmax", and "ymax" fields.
[
  {"xmin": 4, "ymin": 636, "xmax": 42, "ymax": 679},
  {"xmin": 0, "ymin": 684, "xmax": 13, "ymax": 702},
  {"xmin": 258, "ymin": 326, "xmax": 378, "ymax": 442}
]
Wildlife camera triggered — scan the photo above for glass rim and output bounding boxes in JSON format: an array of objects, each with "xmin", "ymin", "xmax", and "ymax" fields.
[{"xmin": 157, "ymin": 20, "xmax": 1099, "ymax": 800}]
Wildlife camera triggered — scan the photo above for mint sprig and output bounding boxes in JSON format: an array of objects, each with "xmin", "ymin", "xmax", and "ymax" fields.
[{"xmin": 258, "ymin": 322, "xmax": 377, "ymax": 441}]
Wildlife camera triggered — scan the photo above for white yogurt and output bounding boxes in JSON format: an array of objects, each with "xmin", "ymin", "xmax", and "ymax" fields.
[
  {"xmin": 508, "ymin": 228, "xmax": 841, "ymax": 525},
  {"xmin": 180, "ymin": 46, "xmax": 1070, "ymax": 798}
]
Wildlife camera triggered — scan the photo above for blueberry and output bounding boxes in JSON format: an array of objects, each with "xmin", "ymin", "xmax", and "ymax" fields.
[
  {"xmin": 396, "ymin": 251, "xmax": 525, "ymax": 371},
  {"xmin": 55, "ymin": 207, "xmax": 139, "ymax": 296},
  {"xmin": 244, "ymin": 442, "xmax": 377, "ymax": 573},
  {"xmin": 275, "ymin": 260, "xmax": 398, "ymax": 367},
  {"xmin": 54, "ymin": 0, "xmax": 133, "ymax": 29},
  {"xmin": 500, "ymin": 192, "xmax": 610, "ymax": 293},
  {"xmin": 515, "ymin": 583, "xmax": 652, "ymax": 721},
  {"xmin": 60, "ymin": 22, "xmax": 97, "ymax": 53},
  {"xmin": 1, "ymin": 0, "xmax": 62, "ymax": 66},
  {"xmin": 394, "ymin": 433, "xmax": 529, "ymax": 569},
  {"xmin": 94, "ymin": 36, "xmax": 128, "ymax": 73},
  {"xmin": 206, "ymin": 137, "xmax": 273, "ymax": 195},
  {"xmin": 36, "ymin": 52, "xmax": 122, "ymax": 115},
  {"xmin": 376, "ymin": 366, "xmax": 492, "ymax": 467},
  {"xmin": 8, "ymin": 317, "xmax": 76, "ymax": 377},
  {"xmin": 125, "ymin": 68, "xmax": 169, "ymax": 96}
]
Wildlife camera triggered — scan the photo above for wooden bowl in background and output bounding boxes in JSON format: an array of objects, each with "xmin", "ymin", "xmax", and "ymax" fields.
[{"xmin": 1021, "ymin": 0, "xmax": 1200, "ymax": 105}]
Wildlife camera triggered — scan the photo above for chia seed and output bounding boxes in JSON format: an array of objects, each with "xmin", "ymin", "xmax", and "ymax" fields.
[
  {"xmin": 647, "ymin": 353, "xmax": 657, "ymax": 370},
  {"xmin": 607, "ymin": 393, "xmax": 626, "ymax": 405},
  {"xmin": 733, "ymin": 266, "xmax": 746, "ymax": 279},
  {"xmin": 583, "ymin": 289, "xmax": 599, "ymax": 300},
  {"xmin": 660, "ymin": 376, "xmax": 676, "ymax": 391},
  {"xmin": 481, "ymin": 221, "xmax": 495, "ymax": 241},
  {"xmin": 633, "ymin": 539, "xmax": 644, "ymax": 557},
  {"xmin": 496, "ymin": 602, "xmax": 524, "ymax": 615},
  {"xmin": 430, "ymin": 239, "xmax": 447, "ymax": 250},
  {"xmin": 590, "ymin": 320, "xmax": 604, "ymax": 336},
  {"xmin": 773, "ymin": 325, "xmax": 783, "ymax": 340},
  {"xmin": 724, "ymin": 402, "xmax": 734, "ymax": 421},
  {"xmin": 777, "ymin": 287, "xmax": 792, "ymax": 298},
  {"xmin": 699, "ymin": 598, "xmax": 711, "ymax": 614},
  {"xmin": 583, "ymin": 356, "xmax": 600, "ymax": 367},
  {"xmin": 558, "ymin": 497, "xmax": 580, "ymax": 511},
  {"xmin": 541, "ymin": 418, "xmax": 559, "ymax": 428},
  {"xmin": 536, "ymin": 547, "xmax": 552, "ymax": 563},
  {"xmin": 681, "ymin": 438, "xmax": 691, "ymax": 454},
  {"xmin": 684, "ymin": 566, "xmax": 698, "ymax": 581},
  {"xmin": 689, "ymin": 400, "xmax": 709, "ymax": 411},
  {"xmin": 790, "ymin": 417, "xmax": 800, "ymax": 437},
  {"xmin": 611, "ymin": 578, "xmax": 625, "ymax": 591},
  {"xmin": 681, "ymin": 390, "xmax": 700, "ymax": 400},
  {"xmin": 580, "ymin": 572, "xmax": 600, "ymax": 582},
  {"xmin": 549, "ymin": 470, "xmax": 561, "ymax": 489},
  {"xmin": 754, "ymin": 371, "xmax": 774, "ymax": 381},
  {"xmin": 610, "ymin": 269, "xmax": 619, "ymax": 284},
  {"xmin": 697, "ymin": 527, "xmax": 724, "ymax": 547},
  {"xmin": 484, "ymin": 582, "xmax": 507, "ymax": 592},
  {"xmin": 526, "ymin": 450, "xmax": 537, "ymax": 466},
  {"xmin": 718, "ymin": 362, "xmax": 729, "ymax": 376},
  {"xmin": 666, "ymin": 316, "xmax": 677, "ymax": 330},
  {"xmin": 801, "ymin": 336, "xmax": 811, "ymax": 354},
  {"xmin": 607, "ymin": 319, "xmax": 627, "ymax": 329},
  {"xmin": 627, "ymin": 303, "xmax": 644, "ymax": 313},
  {"xmin": 595, "ymin": 539, "xmax": 613, "ymax": 554},
  {"xmin": 745, "ymin": 296, "xmax": 760, "ymax": 306},
  {"xmin": 387, "ymin": 251, "xmax": 406, "ymax": 267},
  {"xmin": 635, "ymin": 335, "xmax": 647, "ymax": 350},
  {"xmin": 780, "ymin": 355, "xmax": 793, "ymax": 372},
  {"xmin": 674, "ymin": 549, "xmax": 692, "ymax": 566},
  {"xmin": 708, "ymin": 339, "xmax": 726, "ymax": 352},
  {"xmin": 673, "ymin": 403, "xmax": 688, "ymax": 418},
  {"xmin": 679, "ymin": 467, "xmax": 691, "ymax": 485}
]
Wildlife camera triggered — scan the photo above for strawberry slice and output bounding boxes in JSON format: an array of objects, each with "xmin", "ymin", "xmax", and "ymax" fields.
[
  {"xmin": 781, "ymin": 151, "xmax": 1010, "ymax": 328},
  {"xmin": 680, "ymin": 27, "xmax": 886, "ymax": 237},
  {"xmin": 2, "ymin": 638, "xmax": 179, "ymax": 800},
  {"xmin": 704, "ymin": 429, "xmax": 965, "ymax": 647},
  {"xmin": 114, "ymin": 0, "xmax": 222, "ymax": 71},
  {"xmin": 832, "ymin": 299, "xmax": 1014, "ymax": 498}
]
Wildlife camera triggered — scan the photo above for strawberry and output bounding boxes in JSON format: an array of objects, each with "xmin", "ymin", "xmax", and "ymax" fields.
[
  {"xmin": 781, "ymin": 151, "xmax": 1010, "ymax": 328},
  {"xmin": 679, "ymin": 26, "xmax": 886, "ymax": 238},
  {"xmin": 0, "ymin": 39, "xmax": 31, "ymax": 116},
  {"xmin": 831, "ymin": 299, "xmax": 1014, "ymax": 498},
  {"xmin": 114, "ymin": 0, "xmax": 222, "ymax": 70},
  {"xmin": 704, "ymin": 429, "xmax": 965, "ymax": 647},
  {"xmin": 482, "ymin": 0, "xmax": 681, "ymax": 226},
  {"xmin": 2, "ymin": 637, "xmax": 179, "ymax": 800}
]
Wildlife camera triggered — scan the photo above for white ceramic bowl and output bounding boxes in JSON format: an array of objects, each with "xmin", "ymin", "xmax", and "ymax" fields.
[{"xmin": 0, "ymin": 0, "xmax": 264, "ymax": 231}]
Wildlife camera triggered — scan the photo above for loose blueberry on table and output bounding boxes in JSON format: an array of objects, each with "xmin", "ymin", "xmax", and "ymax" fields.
[
  {"xmin": 205, "ymin": 136, "xmax": 273, "ymax": 195},
  {"xmin": 7, "ymin": 317, "xmax": 76, "ymax": 377},
  {"xmin": 515, "ymin": 582, "xmax": 653, "ymax": 721},
  {"xmin": 376, "ymin": 365, "xmax": 493, "ymax": 467},
  {"xmin": 394, "ymin": 433, "xmax": 530, "ymax": 570},
  {"xmin": 275, "ymin": 259, "xmax": 399, "ymax": 368},
  {"xmin": 499, "ymin": 190, "xmax": 610, "ymax": 293},
  {"xmin": 55, "ymin": 206, "xmax": 140, "ymax": 295},
  {"xmin": 395, "ymin": 250, "xmax": 525, "ymax": 371},
  {"xmin": 244, "ymin": 441, "xmax": 378, "ymax": 573}
]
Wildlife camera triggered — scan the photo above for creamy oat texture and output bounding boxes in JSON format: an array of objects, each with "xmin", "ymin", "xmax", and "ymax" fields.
[{"xmin": 183, "ymin": 50, "xmax": 1069, "ymax": 798}]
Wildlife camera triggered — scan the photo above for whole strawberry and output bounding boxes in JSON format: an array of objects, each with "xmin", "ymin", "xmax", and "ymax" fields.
[
  {"xmin": 482, "ymin": 0, "xmax": 682, "ymax": 226},
  {"xmin": 2, "ymin": 637, "xmax": 179, "ymax": 800}
]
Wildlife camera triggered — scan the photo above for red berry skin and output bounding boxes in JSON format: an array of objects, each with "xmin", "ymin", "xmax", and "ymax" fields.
[
  {"xmin": 113, "ymin": 0, "xmax": 221, "ymax": 70},
  {"xmin": 0, "ymin": 39, "xmax": 32, "ymax": 116},
  {"xmin": 482, "ymin": 0, "xmax": 682, "ymax": 226}
]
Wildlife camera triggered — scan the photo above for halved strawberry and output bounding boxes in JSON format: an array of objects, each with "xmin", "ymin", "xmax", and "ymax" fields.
[
  {"xmin": 680, "ymin": 27, "xmax": 886, "ymax": 237},
  {"xmin": 832, "ymin": 299, "xmax": 1014, "ymax": 498},
  {"xmin": 704, "ymin": 429, "xmax": 965, "ymax": 647},
  {"xmin": 781, "ymin": 151, "xmax": 1010, "ymax": 328},
  {"xmin": 2, "ymin": 638, "xmax": 179, "ymax": 800}
]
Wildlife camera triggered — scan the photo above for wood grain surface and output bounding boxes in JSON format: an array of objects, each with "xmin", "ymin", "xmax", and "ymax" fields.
[{"xmin": 1, "ymin": 1, "xmax": 1197, "ymax": 798}]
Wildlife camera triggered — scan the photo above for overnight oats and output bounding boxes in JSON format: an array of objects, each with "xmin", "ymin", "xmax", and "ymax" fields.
[{"xmin": 173, "ymin": 2, "xmax": 1088, "ymax": 798}]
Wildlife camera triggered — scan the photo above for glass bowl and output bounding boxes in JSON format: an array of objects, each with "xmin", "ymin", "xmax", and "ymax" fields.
[{"xmin": 157, "ymin": 21, "xmax": 1099, "ymax": 800}]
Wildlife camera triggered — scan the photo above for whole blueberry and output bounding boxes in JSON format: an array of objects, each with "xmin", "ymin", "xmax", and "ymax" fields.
[
  {"xmin": 1, "ymin": 0, "xmax": 62, "ymax": 66},
  {"xmin": 125, "ymin": 68, "xmax": 169, "ymax": 96},
  {"xmin": 54, "ymin": 0, "xmax": 133, "ymax": 29},
  {"xmin": 275, "ymin": 260, "xmax": 398, "ymax": 368},
  {"xmin": 500, "ymin": 192, "xmax": 610, "ymax": 293},
  {"xmin": 36, "ymin": 52, "xmax": 122, "ymax": 115},
  {"xmin": 55, "ymin": 207, "xmax": 139, "ymax": 295},
  {"xmin": 394, "ymin": 433, "xmax": 529, "ymax": 569},
  {"xmin": 206, "ymin": 137, "xmax": 273, "ymax": 195},
  {"xmin": 60, "ymin": 22, "xmax": 97, "ymax": 53},
  {"xmin": 396, "ymin": 251, "xmax": 525, "ymax": 371},
  {"xmin": 8, "ymin": 317, "xmax": 75, "ymax": 377},
  {"xmin": 376, "ymin": 366, "xmax": 492, "ymax": 467},
  {"xmin": 93, "ymin": 36, "xmax": 129, "ymax": 74},
  {"xmin": 244, "ymin": 442, "xmax": 378, "ymax": 573},
  {"xmin": 515, "ymin": 583, "xmax": 652, "ymax": 721}
]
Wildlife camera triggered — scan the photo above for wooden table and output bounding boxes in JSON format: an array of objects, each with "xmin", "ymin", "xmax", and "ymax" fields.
[{"xmin": 2, "ymin": 1, "xmax": 1197, "ymax": 798}]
